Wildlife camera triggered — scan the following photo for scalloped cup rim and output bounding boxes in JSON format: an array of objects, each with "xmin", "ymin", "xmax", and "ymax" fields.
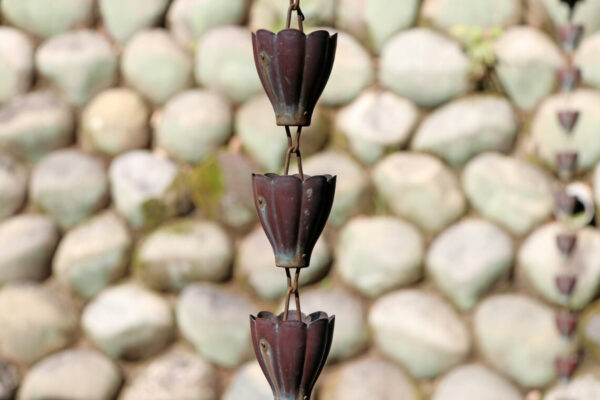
[
  {"xmin": 251, "ymin": 310, "xmax": 334, "ymax": 327},
  {"xmin": 254, "ymin": 28, "xmax": 337, "ymax": 39},
  {"xmin": 252, "ymin": 173, "xmax": 336, "ymax": 183}
]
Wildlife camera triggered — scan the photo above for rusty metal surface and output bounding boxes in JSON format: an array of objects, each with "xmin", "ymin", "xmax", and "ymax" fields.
[
  {"xmin": 558, "ymin": 24, "xmax": 584, "ymax": 52},
  {"xmin": 252, "ymin": 29, "xmax": 337, "ymax": 126},
  {"xmin": 252, "ymin": 173, "xmax": 336, "ymax": 268},
  {"xmin": 555, "ymin": 275, "xmax": 577, "ymax": 296},
  {"xmin": 556, "ymin": 232, "xmax": 577, "ymax": 256},
  {"xmin": 250, "ymin": 311, "xmax": 334, "ymax": 400},
  {"xmin": 555, "ymin": 152, "xmax": 578, "ymax": 182},
  {"xmin": 557, "ymin": 66, "xmax": 581, "ymax": 91},
  {"xmin": 555, "ymin": 354, "xmax": 580, "ymax": 380},
  {"xmin": 557, "ymin": 110, "xmax": 580, "ymax": 134},
  {"xmin": 556, "ymin": 312, "xmax": 578, "ymax": 337}
]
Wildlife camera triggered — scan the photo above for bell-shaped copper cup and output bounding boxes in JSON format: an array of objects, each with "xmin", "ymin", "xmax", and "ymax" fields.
[
  {"xmin": 252, "ymin": 29, "xmax": 337, "ymax": 126},
  {"xmin": 250, "ymin": 311, "xmax": 334, "ymax": 400},
  {"xmin": 252, "ymin": 173, "xmax": 336, "ymax": 268}
]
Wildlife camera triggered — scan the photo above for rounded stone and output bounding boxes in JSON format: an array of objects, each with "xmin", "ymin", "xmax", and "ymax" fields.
[
  {"xmin": 18, "ymin": 349, "xmax": 122, "ymax": 400},
  {"xmin": 335, "ymin": 0, "xmax": 420, "ymax": 54},
  {"xmin": 538, "ymin": 0, "xmax": 600, "ymax": 39},
  {"xmin": 0, "ymin": 283, "xmax": 77, "ymax": 365},
  {"xmin": 122, "ymin": 29, "xmax": 193, "ymax": 105},
  {"xmin": 372, "ymin": 152, "xmax": 466, "ymax": 233},
  {"xmin": 462, "ymin": 152, "xmax": 554, "ymax": 235},
  {"xmin": 36, "ymin": 30, "xmax": 118, "ymax": 107},
  {"xmin": 0, "ymin": 154, "xmax": 27, "ymax": 220},
  {"xmin": 156, "ymin": 89, "xmax": 233, "ymax": 164},
  {"xmin": 0, "ymin": 360, "xmax": 19, "ymax": 400},
  {"xmin": 249, "ymin": 0, "xmax": 336, "ymax": 33},
  {"xmin": 195, "ymin": 26, "xmax": 262, "ymax": 104},
  {"xmin": 0, "ymin": 214, "xmax": 59, "ymax": 285},
  {"xmin": 369, "ymin": 289, "xmax": 471, "ymax": 379},
  {"xmin": 545, "ymin": 373, "xmax": 600, "ymax": 400},
  {"xmin": 168, "ymin": 0, "xmax": 249, "ymax": 49},
  {"xmin": 411, "ymin": 95, "xmax": 518, "ymax": 166},
  {"xmin": 336, "ymin": 89, "xmax": 419, "ymax": 164},
  {"xmin": 109, "ymin": 150, "xmax": 184, "ymax": 229},
  {"xmin": 222, "ymin": 361, "xmax": 272, "ymax": 400},
  {"xmin": 474, "ymin": 294, "xmax": 569, "ymax": 388},
  {"xmin": 82, "ymin": 283, "xmax": 174, "ymax": 360},
  {"xmin": 1, "ymin": 0, "xmax": 94, "ymax": 39},
  {"xmin": 337, "ymin": 216, "xmax": 424, "ymax": 298},
  {"xmin": 31, "ymin": 149, "xmax": 109, "ymax": 230},
  {"xmin": 0, "ymin": 27, "xmax": 34, "ymax": 103},
  {"xmin": 432, "ymin": 364, "xmax": 522, "ymax": 400},
  {"xmin": 320, "ymin": 31, "xmax": 375, "ymax": 106},
  {"xmin": 236, "ymin": 226, "xmax": 331, "ymax": 300},
  {"xmin": 321, "ymin": 358, "xmax": 419, "ymax": 400},
  {"xmin": 236, "ymin": 93, "xmax": 329, "ymax": 171},
  {"xmin": 302, "ymin": 151, "xmax": 369, "ymax": 227},
  {"xmin": 580, "ymin": 301, "xmax": 600, "ymax": 361},
  {"xmin": 495, "ymin": 27, "xmax": 566, "ymax": 110},
  {"xmin": 427, "ymin": 218, "xmax": 514, "ymax": 311},
  {"xmin": 519, "ymin": 222, "xmax": 600, "ymax": 310},
  {"xmin": 423, "ymin": 0, "xmax": 522, "ymax": 31},
  {"xmin": 530, "ymin": 89, "xmax": 600, "ymax": 173},
  {"xmin": 100, "ymin": 0, "xmax": 170, "ymax": 44},
  {"xmin": 119, "ymin": 346, "xmax": 218, "ymax": 400},
  {"xmin": 176, "ymin": 283, "xmax": 254, "ymax": 368},
  {"xmin": 53, "ymin": 211, "xmax": 132, "ymax": 299},
  {"xmin": 576, "ymin": 32, "xmax": 600, "ymax": 89},
  {"xmin": 134, "ymin": 218, "xmax": 234, "ymax": 292},
  {"xmin": 0, "ymin": 91, "xmax": 74, "ymax": 162},
  {"xmin": 380, "ymin": 28, "xmax": 470, "ymax": 108},
  {"xmin": 81, "ymin": 88, "xmax": 150, "ymax": 157}
]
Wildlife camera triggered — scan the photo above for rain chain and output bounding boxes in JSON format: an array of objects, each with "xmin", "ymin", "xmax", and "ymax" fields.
[{"xmin": 248, "ymin": 1, "xmax": 338, "ymax": 399}]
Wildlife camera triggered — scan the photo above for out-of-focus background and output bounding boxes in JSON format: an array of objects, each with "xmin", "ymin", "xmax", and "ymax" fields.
[{"xmin": 0, "ymin": 0, "xmax": 600, "ymax": 399}]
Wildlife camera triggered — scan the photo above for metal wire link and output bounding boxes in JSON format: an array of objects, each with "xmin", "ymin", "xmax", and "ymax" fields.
[
  {"xmin": 284, "ymin": 126, "xmax": 304, "ymax": 181},
  {"xmin": 286, "ymin": 0, "xmax": 304, "ymax": 31},
  {"xmin": 283, "ymin": 268, "xmax": 302, "ymax": 321}
]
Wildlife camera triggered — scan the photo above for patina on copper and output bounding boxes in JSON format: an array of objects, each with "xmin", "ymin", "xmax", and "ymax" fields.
[
  {"xmin": 250, "ymin": 311, "xmax": 334, "ymax": 400},
  {"xmin": 558, "ymin": 24, "xmax": 584, "ymax": 52},
  {"xmin": 557, "ymin": 66, "xmax": 581, "ymax": 91},
  {"xmin": 557, "ymin": 110, "xmax": 580, "ymax": 133}
]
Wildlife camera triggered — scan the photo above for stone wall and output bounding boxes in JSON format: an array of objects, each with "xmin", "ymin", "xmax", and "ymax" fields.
[{"xmin": 0, "ymin": 0, "xmax": 600, "ymax": 399}]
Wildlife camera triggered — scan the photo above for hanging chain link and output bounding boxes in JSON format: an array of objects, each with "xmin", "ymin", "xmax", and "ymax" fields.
[{"xmin": 286, "ymin": 0, "xmax": 304, "ymax": 31}]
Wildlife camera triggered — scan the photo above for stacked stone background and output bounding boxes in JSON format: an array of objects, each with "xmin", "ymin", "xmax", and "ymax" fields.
[{"xmin": 2, "ymin": 0, "xmax": 600, "ymax": 398}]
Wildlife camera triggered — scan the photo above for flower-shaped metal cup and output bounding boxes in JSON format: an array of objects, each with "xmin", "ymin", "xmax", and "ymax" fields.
[
  {"xmin": 250, "ymin": 311, "xmax": 335, "ymax": 400},
  {"xmin": 252, "ymin": 173, "xmax": 336, "ymax": 268},
  {"xmin": 252, "ymin": 29, "xmax": 337, "ymax": 126}
]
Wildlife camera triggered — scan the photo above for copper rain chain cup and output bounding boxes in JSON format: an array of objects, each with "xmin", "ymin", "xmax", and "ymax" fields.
[{"xmin": 248, "ymin": 1, "xmax": 337, "ymax": 399}]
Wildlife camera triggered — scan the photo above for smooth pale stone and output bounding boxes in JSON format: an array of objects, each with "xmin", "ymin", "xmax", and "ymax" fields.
[
  {"xmin": 249, "ymin": 0, "xmax": 336, "ymax": 33},
  {"xmin": 432, "ymin": 364, "xmax": 522, "ymax": 400},
  {"xmin": 576, "ymin": 32, "xmax": 600, "ymax": 89},
  {"xmin": 30, "ymin": 149, "xmax": 109, "ymax": 230},
  {"xmin": 321, "ymin": 358, "xmax": 419, "ymax": 400},
  {"xmin": 236, "ymin": 226, "xmax": 331, "ymax": 300},
  {"xmin": 335, "ymin": 0, "xmax": 420, "ymax": 54},
  {"xmin": 0, "ymin": 91, "xmax": 74, "ymax": 162},
  {"xmin": 168, "ymin": 0, "xmax": 249, "ymax": 49},
  {"xmin": 81, "ymin": 88, "xmax": 150, "ymax": 157},
  {"xmin": 336, "ymin": 89, "xmax": 419, "ymax": 164},
  {"xmin": 474, "ymin": 294, "xmax": 569, "ymax": 388},
  {"xmin": 1, "ymin": 0, "xmax": 94, "ymax": 39},
  {"xmin": 423, "ymin": 0, "xmax": 522, "ymax": 31},
  {"xmin": 427, "ymin": 218, "xmax": 514, "ymax": 311},
  {"xmin": 495, "ymin": 27, "xmax": 566, "ymax": 110},
  {"xmin": 372, "ymin": 152, "xmax": 466, "ymax": 233},
  {"xmin": 177, "ymin": 283, "xmax": 254, "ymax": 367},
  {"xmin": 462, "ymin": 152, "xmax": 554, "ymax": 235},
  {"xmin": 156, "ymin": 89, "xmax": 233, "ymax": 164},
  {"xmin": 0, "ymin": 154, "xmax": 27, "ymax": 220},
  {"xmin": 82, "ymin": 283, "xmax": 174, "ymax": 360},
  {"xmin": 100, "ymin": 0, "xmax": 170, "ymax": 44},
  {"xmin": 595, "ymin": 163, "xmax": 600, "ymax": 217},
  {"xmin": 195, "ymin": 26, "xmax": 262, "ymax": 104},
  {"xmin": 36, "ymin": 30, "xmax": 118, "ymax": 107},
  {"xmin": 320, "ymin": 31, "xmax": 375, "ymax": 106},
  {"xmin": 538, "ymin": 0, "xmax": 600, "ymax": 38},
  {"xmin": 581, "ymin": 301, "xmax": 600, "ymax": 361},
  {"xmin": 545, "ymin": 374, "xmax": 600, "ymax": 400},
  {"xmin": 109, "ymin": 150, "xmax": 183, "ymax": 229},
  {"xmin": 222, "ymin": 361, "xmax": 272, "ymax": 400},
  {"xmin": 337, "ymin": 216, "xmax": 424, "ymax": 298},
  {"xmin": 369, "ymin": 289, "xmax": 471, "ymax": 379},
  {"xmin": 236, "ymin": 93, "xmax": 328, "ymax": 171},
  {"xmin": 122, "ymin": 29, "xmax": 193, "ymax": 105},
  {"xmin": 412, "ymin": 95, "xmax": 518, "ymax": 166},
  {"xmin": 53, "ymin": 211, "xmax": 132, "ymax": 299},
  {"xmin": 0, "ymin": 27, "xmax": 34, "ymax": 103},
  {"xmin": 302, "ymin": 151, "xmax": 369, "ymax": 226},
  {"xmin": 519, "ymin": 222, "xmax": 600, "ymax": 310},
  {"xmin": 18, "ymin": 349, "xmax": 122, "ymax": 400},
  {"xmin": 0, "ymin": 214, "xmax": 59, "ymax": 285},
  {"xmin": 380, "ymin": 28, "xmax": 470, "ymax": 108},
  {"xmin": 0, "ymin": 283, "xmax": 77, "ymax": 365},
  {"xmin": 134, "ymin": 219, "xmax": 234, "ymax": 291},
  {"xmin": 119, "ymin": 347, "xmax": 218, "ymax": 400}
]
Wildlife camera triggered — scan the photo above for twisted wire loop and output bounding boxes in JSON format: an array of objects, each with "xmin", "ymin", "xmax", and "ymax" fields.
[
  {"xmin": 283, "ymin": 267, "xmax": 302, "ymax": 321},
  {"xmin": 286, "ymin": 0, "xmax": 304, "ymax": 31},
  {"xmin": 283, "ymin": 126, "xmax": 304, "ymax": 180}
]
